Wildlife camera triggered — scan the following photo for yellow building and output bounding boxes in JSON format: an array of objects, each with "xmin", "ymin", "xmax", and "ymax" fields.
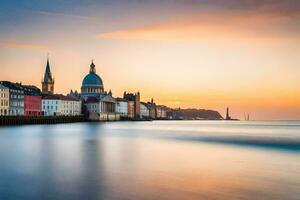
[{"xmin": 0, "ymin": 84, "xmax": 9, "ymax": 116}]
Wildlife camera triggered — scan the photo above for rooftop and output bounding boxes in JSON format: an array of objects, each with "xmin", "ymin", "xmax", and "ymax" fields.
[{"xmin": 43, "ymin": 94, "xmax": 80, "ymax": 101}]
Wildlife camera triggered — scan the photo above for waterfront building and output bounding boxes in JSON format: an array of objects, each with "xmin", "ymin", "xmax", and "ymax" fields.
[
  {"xmin": 41, "ymin": 58, "xmax": 55, "ymax": 94},
  {"xmin": 156, "ymin": 105, "xmax": 168, "ymax": 119},
  {"xmin": 127, "ymin": 101, "xmax": 135, "ymax": 119},
  {"xmin": 123, "ymin": 92, "xmax": 140, "ymax": 119},
  {"xmin": 23, "ymin": 85, "xmax": 42, "ymax": 116},
  {"xmin": 84, "ymin": 95, "xmax": 118, "ymax": 121},
  {"xmin": 140, "ymin": 102, "xmax": 150, "ymax": 119},
  {"xmin": 81, "ymin": 61, "xmax": 118, "ymax": 121},
  {"xmin": 148, "ymin": 98, "xmax": 157, "ymax": 119},
  {"xmin": 42, "ymin": 94, "xmax": 81, "ymax": 116},
  {"xmin": 0, "ymin": 84, "xmax": 9, "ymax": 116},
  {"xmin": 0, "ymin": 81, "xmax": 24, "ymax": 116},
  {"xmin": 116, "ymin": 98, "xmax": 128, "ymax": 118}
]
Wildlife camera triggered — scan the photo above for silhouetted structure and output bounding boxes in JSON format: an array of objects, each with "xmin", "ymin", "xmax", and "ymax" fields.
[
  {"xmin": 41, "ymin": 57, "xmax": 55, "ymax": 94},
  {"xmin": 226, "ymin": 107, "xmax": 231, "ymax": 120}
]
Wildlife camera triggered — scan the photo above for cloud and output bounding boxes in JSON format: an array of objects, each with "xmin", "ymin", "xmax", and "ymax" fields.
[
  {"xmin": 97, "ymin": 11, "xmax": 300, "ymax": 42},
  {"xmin": 0, "ymin": 41, "xmax": 47, "ymax": 49},
  {"xmin": 32, "ymin": 10, "xmax": 97, "ymax": 20}
]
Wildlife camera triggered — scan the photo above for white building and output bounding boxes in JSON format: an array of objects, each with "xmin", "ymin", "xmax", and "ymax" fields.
[
  {"xmin": 116, "ymin": 98, "xmax": 128, "ymax": 117},
  {"xmin": 0, "ymin": 85, "xmax": 9, "ymax": 116},
  {"xmin": 42, "ymin": 94, "xmax": 81, "ymax": 116},
  {"xmin": 156, "ymin": 105, "xmax": 168, "ymax": 119},
  {"xmin": 85, "ymin": 95, "xmax": 119, "ymax": 121},
  {"xmin": 140, "ymin": 102, "xmax": 150, "ymax": 119}
]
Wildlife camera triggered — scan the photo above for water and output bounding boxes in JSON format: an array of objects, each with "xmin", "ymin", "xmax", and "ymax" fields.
[{"xmin": 0, "ymin": 121, "xmax": 299, "ymax": 200}]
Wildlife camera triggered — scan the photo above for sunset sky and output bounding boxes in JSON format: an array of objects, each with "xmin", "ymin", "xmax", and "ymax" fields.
[{"xmin": 0, "ymin": 0, "xmax": 300, "ymax": 120}]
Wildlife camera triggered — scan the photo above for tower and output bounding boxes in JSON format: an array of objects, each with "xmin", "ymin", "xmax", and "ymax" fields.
[
  {"xmin": 226, "ymin": 107, "xmax": 231, "ymax": 120},
  {"xmin": 42, "ymin": 57, "xmax": 55, "ymax": 94}
]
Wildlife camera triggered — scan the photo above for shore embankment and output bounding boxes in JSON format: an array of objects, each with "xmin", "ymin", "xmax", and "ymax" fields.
[{"xmin": 0, "ymin": 116, "xmax": 86, "ymax": 126}]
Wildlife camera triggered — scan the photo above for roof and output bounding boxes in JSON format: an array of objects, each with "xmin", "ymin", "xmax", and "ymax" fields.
[
  {"xmin": 43, "ymin": 58, "xmax": 54, "ymax": 83},
  {"xmin": 82, "ymin": 61, "xmax": 103, "ymax": 86},
  {"xmin": 140, "ymin": 102, "xmax": 148, "ymax": 106},
  {"xmin": 116, "ymin": 97, "xmax": 128, "ymax": 102},
  {"xmin": 0, "ymin": 84, "xmax": 9, "ymax": 89},
  {"xmin": 85, "ymin": 96, "xmax": 99, "ymax": 104},
  {"xmin": 0, "ymin": 81, "xmax": 42, "ymax": 96},
  {"xmin": 0, "ymin": 81, "xmax": 24, "ymax": 91},
  {"xmin": 22, "ymin": 85, "xmax": 42, "ymax": 96},
  {"xmin": 82, "ymin": 72, "xmax": 103, "ymax": 86},
  {"xmin": 43, "ymin": 94, "xmax": 80, "ymax": 101}
]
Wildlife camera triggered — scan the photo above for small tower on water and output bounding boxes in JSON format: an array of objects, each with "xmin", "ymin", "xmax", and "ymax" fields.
[
  {"xmin": 225, "ymin": 107, "xmax": 231, "ymax": 120},
  {"xmin": 41, "ymin": 57, "xmax": 55, "ymax": 94}
]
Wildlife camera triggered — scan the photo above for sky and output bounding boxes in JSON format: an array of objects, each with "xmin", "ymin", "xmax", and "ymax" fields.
[{"xmin": 0, "ymin": 0, "xmax": 300, "ymax": 120}]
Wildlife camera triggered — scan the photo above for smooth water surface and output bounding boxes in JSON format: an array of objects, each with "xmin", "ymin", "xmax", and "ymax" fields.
[{"xmin": 0, "ymin": 121, "xmax": 299, "ymax": 200}]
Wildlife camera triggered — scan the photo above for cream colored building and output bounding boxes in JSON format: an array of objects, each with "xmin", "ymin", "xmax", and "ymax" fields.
[
  {"xmin": 42, "ymin": 94, "xmax": 81, "ymax": 116},
  {"xmin": 0, "ymin": 85, "xmax": 9, "ymax": 116}
]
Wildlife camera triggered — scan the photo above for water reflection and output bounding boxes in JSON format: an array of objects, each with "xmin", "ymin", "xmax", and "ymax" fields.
[{"xmin": 0, "ymin": 121, "xmax": 299, "ymax": 200}]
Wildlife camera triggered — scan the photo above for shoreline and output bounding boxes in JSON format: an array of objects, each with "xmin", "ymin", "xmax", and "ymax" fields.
[{"xmin": 0, "ymin": 116, "xmax": 226, "ymax": 126}]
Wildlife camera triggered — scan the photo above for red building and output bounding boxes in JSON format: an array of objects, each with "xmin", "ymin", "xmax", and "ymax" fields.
[
  {"xmin": 24, "ymin": 96, "xmax": 42, "ymax": 116},
  {"xmin": 23, "ymin": 86, "xmax": 42, "ymax": 116}
]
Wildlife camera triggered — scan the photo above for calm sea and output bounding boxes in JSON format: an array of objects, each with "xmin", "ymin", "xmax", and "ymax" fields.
[{"xmin": 0, "ymin": 121, "xmax": 299, "ymax": 200}]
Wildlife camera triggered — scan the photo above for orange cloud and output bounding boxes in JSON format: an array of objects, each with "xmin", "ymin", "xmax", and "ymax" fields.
[
  {"xmin": 0, "ymin": 41, "xmax": 47, "ymax": 49},
  {"xmin": 98, "ymin": 12, "xmax": 299, "ymax": 42}
]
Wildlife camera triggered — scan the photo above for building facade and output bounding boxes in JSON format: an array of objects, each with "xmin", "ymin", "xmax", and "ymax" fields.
[
  {"xmin": 140, "ymin": 102, "xmax": 150, "ymax": 119},
  {"xmin": 23, "ymin": 86, "xmax": 42, "ymax": 116},
  {"xmin": 116, "ymin": 98, "xmax": 128, "ymax": 118},
  {"xmin": 123, "ymin": 92, "xmax": 140, "ymax": 119},
  {"xmin": 0, "ymin": 81, "xmax": 24, "ymax": 116},
  {"xmin": 148, "ymin": 98, "xmax": 157, "ymax": 119},
  {"xmin": 42, "ymin": 94, "xmax": 81, "ymax": 116},
  {"xmin": 156, "ymin": 105, "xmax": 168, "ymax": 119},
  {"xmin": 42, "ymin": 58, "xmax": 55, "ymax": 94},
  {"xmin": 85, "ymin": 95, "xmax": 118, "ymax": 121},
  {"xmin": 0, "ymin": 84, "xmax": 9, "ymax": 116}
]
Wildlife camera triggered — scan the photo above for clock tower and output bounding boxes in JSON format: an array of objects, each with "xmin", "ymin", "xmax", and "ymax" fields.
[{"xmin": 41, "ymin": 57, "xmax": 55, "ymax": 94}]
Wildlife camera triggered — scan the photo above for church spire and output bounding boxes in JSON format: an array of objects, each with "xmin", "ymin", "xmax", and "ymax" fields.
[
  {"xmin": 42, "ymin": 56, "xmax": 55, "ymax": 94},
  {"xmin": 46, "ymin": 56, "xmax": 51, "ymax": 74}
]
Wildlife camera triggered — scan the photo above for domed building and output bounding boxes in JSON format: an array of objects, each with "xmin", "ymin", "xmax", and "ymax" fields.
[
  {"xmin": 79, "ymin": 61, "xmax": 119, "ymax": 121},
  {"xmin": 81, "ymin": 61, "xmax": 104, "ymax": 98}
]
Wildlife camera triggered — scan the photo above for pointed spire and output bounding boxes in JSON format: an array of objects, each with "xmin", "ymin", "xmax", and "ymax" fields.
[
  {"xmin": 44, "ymin": 55, "xmax": 53, "ymax": 82},
  {"xmin": 46, "ymin": 56, "xmax": 51, "ymax": 74},
  {"xmin": 42, "ymin": 54, "xmax": 55, "ymax": 94}
]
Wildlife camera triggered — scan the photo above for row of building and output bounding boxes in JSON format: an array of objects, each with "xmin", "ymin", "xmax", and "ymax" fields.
[
  {"xmin": 0, "ymin": 58, "xmax": 170, "ymax": 120},
  {"xmin": 0, "ymin": 81, "xmax": 82, "ymax": 117}
]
